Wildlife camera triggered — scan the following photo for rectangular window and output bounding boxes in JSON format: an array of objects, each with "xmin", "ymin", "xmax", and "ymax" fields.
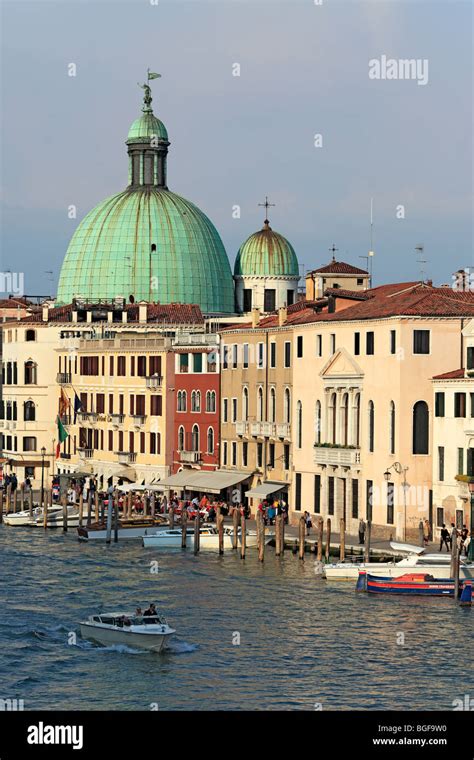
[
  {"xmin": 231, "ymin": 441, "xmax": 237, "ymax": 466},
  {"xmin": 314, "ymin": 474, "xmax": 321, "ymax": 513},
  {"xmin": 387, "ymin": 482, "xmax": 394, "ymax": 525},
  {"xmin": 352, "ymin": 479, "xmax": 359, "ymax": 519},
  {"xmin": 242, "ymin": 441, "xmax": 248, "ymax": 467},
  {"xmin": 354, "ymin": 332, "xmax": 360, "ymax": 355},
  {"xmin": 243, "ymin": 344, "xmax": 249, "ymax": 369},
  {"xmin": 316, "ymin": 335, "xmax": 322, "ymax": 357},
  {"xmin": 297, "ymin": 336, "xmax": 303, "ymax": 358},
  {"xmin": 438, "ymin": 446, "xmax": 445, "ymax": 482},
  {"xmin": 467, "ymin": 346, "xmax": 474, "ymax": 370},
  {"xmin": 366, "ymin": 479, "xmax": 373, "ymax": 521},
  {"xmin": 118, "ymin": 431, "xmax": 123, "ymax": 452},
  {"xmin": 136, "ymin": 395, "xmax": 146, "ymax": 416},
  {"xmin": 96, "ymin": 394, "xmax": 105, "ymax": 414},
  {"xmin": 117, "ymin": 356, "xmax": 126, "ymax": 376},
  {"xmin": 287, "ymin": 289, "xmax": 294, "ymax": 306},
  {"xmin": 328, "ymin": 476, "xmax": 334, "ymax": 515},
  {"xmin": 454, "ymin": 392, "xmax": 466, "ymax": 418},
  {"xmin": 193, "ymin": 353, "xmax": 203, "ymax": 373},
  {"xmin": 223, "ymin": 398, "xmax": 228, "ymax": 423},
  {"xmin": 108, "ymin": 430, "xmax": 113, "ymax": 451},
  {"xmin": 130, "ymin": 395, "xmax": 135, "ymax": 415},
  {"xmin": 243, "ymin": 289, "xmax": 252, "ymax": 312},
  {"xmin": 264, "ymin": 289, "xmax": 276, "ymax": 312},
  {"xmin": 130, "ymin": 357, "xmax": 135, "ymax": 376},
  {"xmin": 390, "ymin": 330, "xmax": 396, "ymax": 354},
  {"xmin": 222, "ymin": 441, "xmax": 228, "ymax": 466},
  {"xmin": 470, "ymin": 393, "xmax": 474, "ymax": 418},
  {"xmin": 79, "ymin": 356, "xmax": 99, "ymax": 376},
  {"xmin": 180, "ymin": 353, "xmax": 189, "ymax": 373},
  {"xmin": 150, "ymin": 396, "xmax": 162, "ymax": 416},
  {"xmin": 231, "ymin": 398, "xmax": 237, "ymax": 423},
  {"xmin": 108, "ymin": 394, "xmax": 114, "ymax": 414},
  {"xmin": 284, "ymin": 444, "xmax": 290, "ymax": 471},
  {"xmin": 413, "ymin": 330, "xmax": 430, "ymax": 354},
  {"xmin": 330, "ymin": 334, "xmax": 336, "ymax": 354},
  {"xmin": 149, "ymin": 432, "xmax": 161, "ymax": 455},
  {"xmin": 109, "ymin": 356, "xmax": 114, "ymax": 376},
  {"xmin": 436, "ymin": 507, "xmax": 444, "ymax": 528},
  {"xmin": 435, "ymin": 392, "xmax": 445, "ymax": 417},
  {"xmin": 366, "ymin": 332, "xmax": 374, "ymax": 355},
  {"xmin": 457, "ymin": 448, "xmax": 464, "ymax": 475},
  {"xmin": 119, "ymin": 394, "xmax": 124, "ymax": 415},
  {"xmin": 140, "ymin": 432, "xmax": 145, "ymax": 454},
  {"xmin": 295, "ymin": 473, "xmax": 302, "ymax": 512},
  {"xmin": 269, "ymin": 442, "xmax": 275, "ymax": 469},
  {"xmin": 467, "ymin": 448, "xmax": 474, "ymax": 477},
  {"xmin": 257, "ymin": 442, "xmax": 263, "ymax": 468},
  {"xmin": 270, "ymin": 342, "xmax": 276, "ymax": 368},
  {"xmin": 23, "ymin": 436, "xmax": 37, "ymax": 452},
  {"xmin": 137, "ymin": 356, "xmax": 147, "ymax": 377},
  {"xmin": 149, "ymin": 356, "xmax": 161, "ymax": 376},
  {"xmin": 257, "ymin": 343, "xmax": 265, "ymax": 369},
  {"xmin": 284, "ymin": 341, "xmax": 291, "ymax": 368},
  {"xmin": 231, "ymin": 345, "xmax": 238, "ymax": 369}
]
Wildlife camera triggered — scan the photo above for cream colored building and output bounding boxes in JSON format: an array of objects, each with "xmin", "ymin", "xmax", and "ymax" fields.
[
  {"xmin": 305, "ymin": 257, "xmax": 370, "ymax": 301},
  {"xmin": 432, "ymin": 318, "xmax": 474, "ymax": 535}
]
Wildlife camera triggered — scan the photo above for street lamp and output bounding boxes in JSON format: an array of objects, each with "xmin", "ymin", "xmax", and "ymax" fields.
[
  {"xmin": 40, "ymin": 446, "xmax": 46, "ymax": 510},
  {"xmin": 384, "ymin": 461, "xmax": 409, "ymax": 542},
  {"xmin": 468, "ymin": 481, "xmax": 474, "ymax": 562}
]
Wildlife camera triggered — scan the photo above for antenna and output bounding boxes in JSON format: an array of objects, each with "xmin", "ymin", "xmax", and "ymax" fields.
[
  {"xmin": 415, "ymin": 244, "xmax": 427, "ymax": 282},
  {"xmin": 368, "ymin": 197, "xmax": 375, "ymax": 287}
]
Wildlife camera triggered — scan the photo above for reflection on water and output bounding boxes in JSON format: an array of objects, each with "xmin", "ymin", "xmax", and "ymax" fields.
[{"xmin": 0, "ymin": 527, "xmax": 472, "ymax": 710}]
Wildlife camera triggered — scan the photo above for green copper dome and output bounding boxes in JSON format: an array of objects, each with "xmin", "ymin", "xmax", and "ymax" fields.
[
  {"xmin": 56, "ymin": 80, "xmax": 235, "ymax": 314},
  {"xmin": 127, "ymin": 112, "xmax": 168, "ymax": 142},
  {"xmin": 234, "ymin": 221, "xmax": 299, "ymax": 277}
]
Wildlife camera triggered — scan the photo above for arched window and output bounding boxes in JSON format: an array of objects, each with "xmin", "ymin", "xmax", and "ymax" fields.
[
  {"xmin": 177, "ymin": 391, "xmax": 182, "ymax": 411},
  {"xmin": 181, "ymin": 391, "xmax": 187, "ymax": 412},
  {"xmin": 342, "ymin": 393, "xmax": 349, "ymax": 446},
  {"xmin": 178, "ymin": 425, "xmax": 185, "ymax": 451},
  {"xmin": 196, "ymin": 391, "xmax": 201, "ymax": 412},
  {"xmin": 284, "ymin": 388, "xmax": 291, "ymax": 424},
  {"xmin": 242, "ymin": 387, "xmax": 249, "ymax": 421},
  {"xmin": 207, "ymin": 427, "xmax": 214, "ymax": 454},
  {"xmin": 24, "ymin": 361, "xmax": 37, "ymax": 385},
  {"xmin": 206, "ymin": 391, "xmax": 211, "ymax": 412},
  {"xmin": 368, "ymin": 401, "xmax": 375, "ymax": 453},
  {"xmin": 210, "ymin": 391, "xmax": 216, "ymax": 413},
  {"xmin": 354, "ymin": 393, "xmax": 361, "ymax": 447},
  {"xmin": 192, "ymin": 424, "xmax": 199, "ymax": 452},
  {"xmin": 257, "ymin": 387, "xmax": 263, "ymax": 422},
  {"xmin": 270, "ymin": 387, "xmax": 276, "ymax": 423},
  {"xmin": 315, "ymin": 400, "xmax": 321, "ymax": 444},
  {"xmin": 24, "ymin": 400, "xmax": 36, "ymax": 421},
  {"xmin": 330, "ymin": 392, "xmax": 337, "ymax": 444},
  {"xmin": 25, "ymin": 329, "xmax": 36, "ymax": 342},
  {"xmin": 296, "ymin": 401, "xmax": 303, "ymax": 448},
  {"xmin": 413, "ymin": 400, "xmax": 429, "ymax": 454},
  {"xmin": 389, "ymin": 401, "xmax": 396, "ymax": 455}
]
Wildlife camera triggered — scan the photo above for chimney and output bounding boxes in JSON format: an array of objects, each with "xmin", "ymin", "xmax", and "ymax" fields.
[
  {"xmin": 107, "ymin": 311, "xmax": 113, "ymax": 323},
  {"xmin": 122, "ymin": 310, "xmax": 128, "ymax": 323},
  {"xmin": 278, "ymin": 306, "xmax": 287, "ymax": 326},
  {"xmin": 138, "ymin": 302, "xmax": 148, "ymax": 324},
  {"xmin": 72, "ymin": 310, "xmax": 78, "ymax": 323},
  {"xmin": 42, "ymin": 304, "xmax": 49, "ymax": 322},
  {"xmin": 251, "ymin": 308, "xmax": 260, "ymax": 328}
]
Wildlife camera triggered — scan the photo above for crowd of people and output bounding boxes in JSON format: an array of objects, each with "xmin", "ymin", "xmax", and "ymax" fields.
[{"xmin": 439, "ymin": 523, "xmax": 471, "ymax": 557}]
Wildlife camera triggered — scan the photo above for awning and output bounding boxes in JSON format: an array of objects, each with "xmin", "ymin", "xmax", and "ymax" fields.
[
  {"xmin": 245, "ymin": 481, "xmax": 288, "ymax": 499},
  {"xmin": 114, "ymin": 468, "xmax": 136, "ymax": 482},
  {"xmin": 159, "ymin": 469, "xmax": 249, "ymax": 495},
  {"xmin": 119, "ymin": 482, "xmax": 165, "ymax": 493}
]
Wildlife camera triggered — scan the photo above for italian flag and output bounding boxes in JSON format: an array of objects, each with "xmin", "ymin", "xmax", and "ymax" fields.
[{"xmin": 56, "ymin": 415, "xmax": 69, "ymax": 459}]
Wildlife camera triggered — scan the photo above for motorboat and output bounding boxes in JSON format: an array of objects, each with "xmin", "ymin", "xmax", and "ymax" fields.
[
  {"xmin": 4, "ymin": 509, "xmax": 39, "ymax": 526},
  {"xmin": 244, "ymin": 529, "xmax": 275, "ymax": 548},
  {"xmin": 28, "ymin": 505, "xmax": 81, "ymax": 528},
  {"xmin": 77, "ymin": 515, "xmax": 167, "ymax": 541},
  {"xmin": 324, "ymin": 542, "xmax": 474, "ymax": 581},
  {"xmin": 79, "ymin": 611, "xmax": 175, "ymax": 652},
  {"xmin": 143, "ymin": 525, "xmax": 236, "ymax": 550},
  {"xmin": 361, "ymin": 571, "xmax": 465, "ymax": 598}
]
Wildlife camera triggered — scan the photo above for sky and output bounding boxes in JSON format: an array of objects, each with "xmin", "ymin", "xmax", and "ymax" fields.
[{"xmin": 1, "ymin": 0, "xmax": 472, "ymax": 297}]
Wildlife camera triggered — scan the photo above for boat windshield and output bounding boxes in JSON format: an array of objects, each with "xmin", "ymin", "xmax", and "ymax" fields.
[{"xmin": 92, "ymin": 614, "xmax": 166, "ymax": 627}]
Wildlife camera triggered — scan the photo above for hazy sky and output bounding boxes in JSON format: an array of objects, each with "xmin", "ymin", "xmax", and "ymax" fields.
[{"xmin": 1, "ymin": 0, "xmax": 472, "ymax": 297}]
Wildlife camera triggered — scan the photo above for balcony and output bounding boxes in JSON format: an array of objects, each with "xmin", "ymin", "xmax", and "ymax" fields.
[
  {"xmin": 115, "ymin": 451, "xmax": 137, "ymax": 465},
  {"xmin": 60, "ymin": 414, "xmax": 71, "ymax": 426},
  {"xmin": 179, "ymin": 450, "xmax": 201, "ymax": 464},
  {"xmin": 235, "ymin": 421, "xmax": 248, "ymax": 436},
  {"xmin": 276, "ymin": 423, "xmax": 291, "ymax": 439},
  {"xmin": 57, "ymin": 372, "xmax": 72, "ymax": 384},
  {"xmin": 131, "ymin": 414, "xmax": 147, "ymax": 428},
  {"xmin": 78, "ymin": 448, "xmax": 94, "ymax": 459},
  {"xmin": 146, "ymin": 375, "xmax": 163, "ymax": 390},
  {"xmin": 250, "ymin": 421, "xmax": 276, "ymax": 437},
  {"xmin": 313, "ymin": 445, "xmax": 361, "ymax": 467},
  {"xmin": 110, "ymin": 413, "xmax": 125, "ymax": 426}
]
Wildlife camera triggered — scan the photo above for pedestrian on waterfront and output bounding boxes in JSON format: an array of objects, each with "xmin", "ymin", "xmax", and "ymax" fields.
[
  {"xmin": 439, "ymin": 524, "xmax": 450, "ymax": 552},
  {"xmin": 423, "ymin": 519, "xmax": 431, "ymax": 546},
  {"xmin": 11, "ymin": 473, "xmax": 18, "ymax": 493},
  {"xmin": 305, "ymin": 511, "xmax": 312, "ymax": 536},
  {"xmin": 460, "ymin": 524, "xmax": 468, "ymax": 553},
  {"xmin": 358, "ymin": 518, "xmax": 366, "ymax": 545},
  {"xmin": 281, "ymin": 501, "xmax": 288, "ymax": 524},
  {"xmin": 25, "ymin": 476, "xmax": 32, "ymax": 492}
]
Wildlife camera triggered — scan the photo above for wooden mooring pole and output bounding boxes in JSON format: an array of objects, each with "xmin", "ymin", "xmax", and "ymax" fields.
[
  {"xmin": 94, "ymin": 492, "xmax": 99, "ymax": 523},
  {"xmin": 299, "ymin": 515, "xmax": 306, "ymax": 560},
  {"xmin": 181, "ymin": 508, "xmax": 188, "ymax": 549},
  {"xmin": 86, "ymin": 492, "xmax": 92, "ymax": 527},
  {"xmin": 364, "ymin": 520, "xmax": 372, "ymax": 563},
  {"xmin": 62, "ymin": 492, "xmax": 68, "ymax": 533},
  {"xmin": 5, "ymin": 484, "xmax": 11, "ymax": 515},
  {"xmin": 325, "ymin": 518, "xmax": 331, "ymax": 563},
  {"xmin": 78, "ymin": 492, "xmax": 83, "ymax": 528},
  {"xmin": 194, "ymin": 513, "xmax": 200, "ymax": 555},
  {"xmin": 258, "ymin": 512, "xmax": 265, "ymax": 562},
  {"xmin": 20, "ymin": 484, "xmax": 25, "ymax": 512},
  {"xmin": 43, "ymin": 489, "xmax": 50, "ymax": 529},
  {"xmin": 275, "ymin": 514, "xmax": 282, "ymax": 556},
  {"xmin": 113, "ymin": 491, "xmax": 119, "ymax": 543},
  {"xmin": 340, "ymin": 518, "xmax": 346, "ymax": 562},
  {"xmin": 240, "ymin": 512, "xmax": 246, "ymax": 559},
  {"xmin": 105, "ymin": 492, "xmax": 113, "ymax": 544},
  {"xmin": 0, "ymin": 489, "xmax": 3, "ymax": 524},
  {"xmin": 13, "ymin": 488, "xmax": 17, "ymax": 513},
  {"xmin": 169, "ymin": 506, "xmax": 175, "ymax": 529},
  {"xmin": 29, "ymin": 486, "xmax": 34, "ymax": 520},
  {"xmin": 451, "ymin": 528, "xmax": 460, "ymax": 601},
  {"xmin": 317, "ymin": 517, "xmax": 323, "ymax": 561},
  {"xmin": 232, "ymin": 507, "xmax": 239, "ymax": 550},
  {"xmin": 217, "ymin": 512, "xmax": 224, "ymax": 555}
]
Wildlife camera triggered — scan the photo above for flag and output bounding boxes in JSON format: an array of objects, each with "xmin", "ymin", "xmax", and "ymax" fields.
[
  {"xmin": 148, "ymin": 71, "xmax": 161, "ymax": 80},
  {"xmin": 59, "ymin": 388, "xmax": 70, "ymax": 418},
  {"xmin": 56, "ymin": 415, "xmax": 69, "ymax": 459},
  {"xmin": 73, "ymin": 393, "xmax": 82, "ymax": 424}
]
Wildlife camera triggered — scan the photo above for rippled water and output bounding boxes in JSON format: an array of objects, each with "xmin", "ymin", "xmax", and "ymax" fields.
[{"xmin": 0, "ymin": 526, "xmax": 472, "ymax": 711}]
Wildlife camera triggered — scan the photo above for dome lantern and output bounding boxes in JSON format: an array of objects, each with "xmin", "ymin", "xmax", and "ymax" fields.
[{"xmin": 126, "ymin": 73, "xmax": 170, "ymax": 188}]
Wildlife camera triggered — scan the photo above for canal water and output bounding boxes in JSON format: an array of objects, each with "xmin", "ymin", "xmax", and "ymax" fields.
[{"xmin": 0, "ymin": 526, "xmax": 472, "ymax": 711}]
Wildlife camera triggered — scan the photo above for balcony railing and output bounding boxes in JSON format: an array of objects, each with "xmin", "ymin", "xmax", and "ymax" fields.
[
  {"xmin": 179, "ymin": 450, "xmax": 201, "ymax": 463},
  {"xmin": 276, "ymin": 422, "xmax": 291, "ymax": 439},
  {"xmin": 57, "ymin": 372, "xmax": 72, "ymax": 384},
  {"xmin": 145, "ymin": 375, "xmax": 163, "ymax": 390},
  {"xmin": 60, "ymin": 414, "xmax": 71, "ymax": 426},
  {"xmin": 115, "ymin": 451, "xmax": 137, "ymax": 464},
  {"xmin": 110, "ymin": 413, "xmax": 125, "ymax": 426},
  {"xmin": 78, "ymin": 412, "xmax": 98, "ymax": 423},
  {"xmin": 235, "ymin": 421, "xmax": 248, "ymax": 436},
  {"xmin": 313, "ymin": 445, "xmax": 361, "ymax": 467},
  {"xmin": 250, "ymin": 421, "xmax": 276, "ymax": 437},
  {"xmin": 78, "ymin": 447, "xmax": 94, "ymax": 459},
  {"xmin": 131, "ymin": 414, "xmax": 147, "ymax": 427}
]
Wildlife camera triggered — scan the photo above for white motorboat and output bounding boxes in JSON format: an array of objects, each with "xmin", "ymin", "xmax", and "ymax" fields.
[
  {"xmin": 4, "ymin": 509, "xmax": 39, "ymax": 526},
  {"xmin": 29, "ymin": 505, "xmax": 80, "ymax": 528},
  {"xmin": 77, "ymin": 515, "xmax": 168, "ymax": 541},
  {"xmin": 79, "ymin": 612, "xmax": 175, "ymax": 652},
  {"xmin": 143, "ymin": 525, "xmax": 236, "ymax": 550},
  {"xmin": 244, "ymin": 529, "xmax": 275, "ymax": 548},
  {"xmin": 324, "ymin": 542, "xmax": 474, "ymax": 580}
]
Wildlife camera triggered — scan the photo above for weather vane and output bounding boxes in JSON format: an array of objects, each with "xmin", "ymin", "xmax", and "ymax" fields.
[
  {"xmin": 138, "ymin": 69, "xmax": 161, "ymax": 112},
  {"xmin": 258, "ymin": 195, "xmax": 276, "ymax": 223}
]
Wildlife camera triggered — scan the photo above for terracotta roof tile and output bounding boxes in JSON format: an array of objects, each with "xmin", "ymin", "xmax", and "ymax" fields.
[
  {"xmin": 309, "ymin": 260, "xmax": 368, "ymax": 275},
  {"xmin": 432, "ymin": 368, "xmax": 465, "ymax": 380}
]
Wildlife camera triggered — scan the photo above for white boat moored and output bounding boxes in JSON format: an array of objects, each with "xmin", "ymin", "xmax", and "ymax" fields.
[{"xmin": 79, "ymin": 612, "xmax": 175, "ymax": 652}]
